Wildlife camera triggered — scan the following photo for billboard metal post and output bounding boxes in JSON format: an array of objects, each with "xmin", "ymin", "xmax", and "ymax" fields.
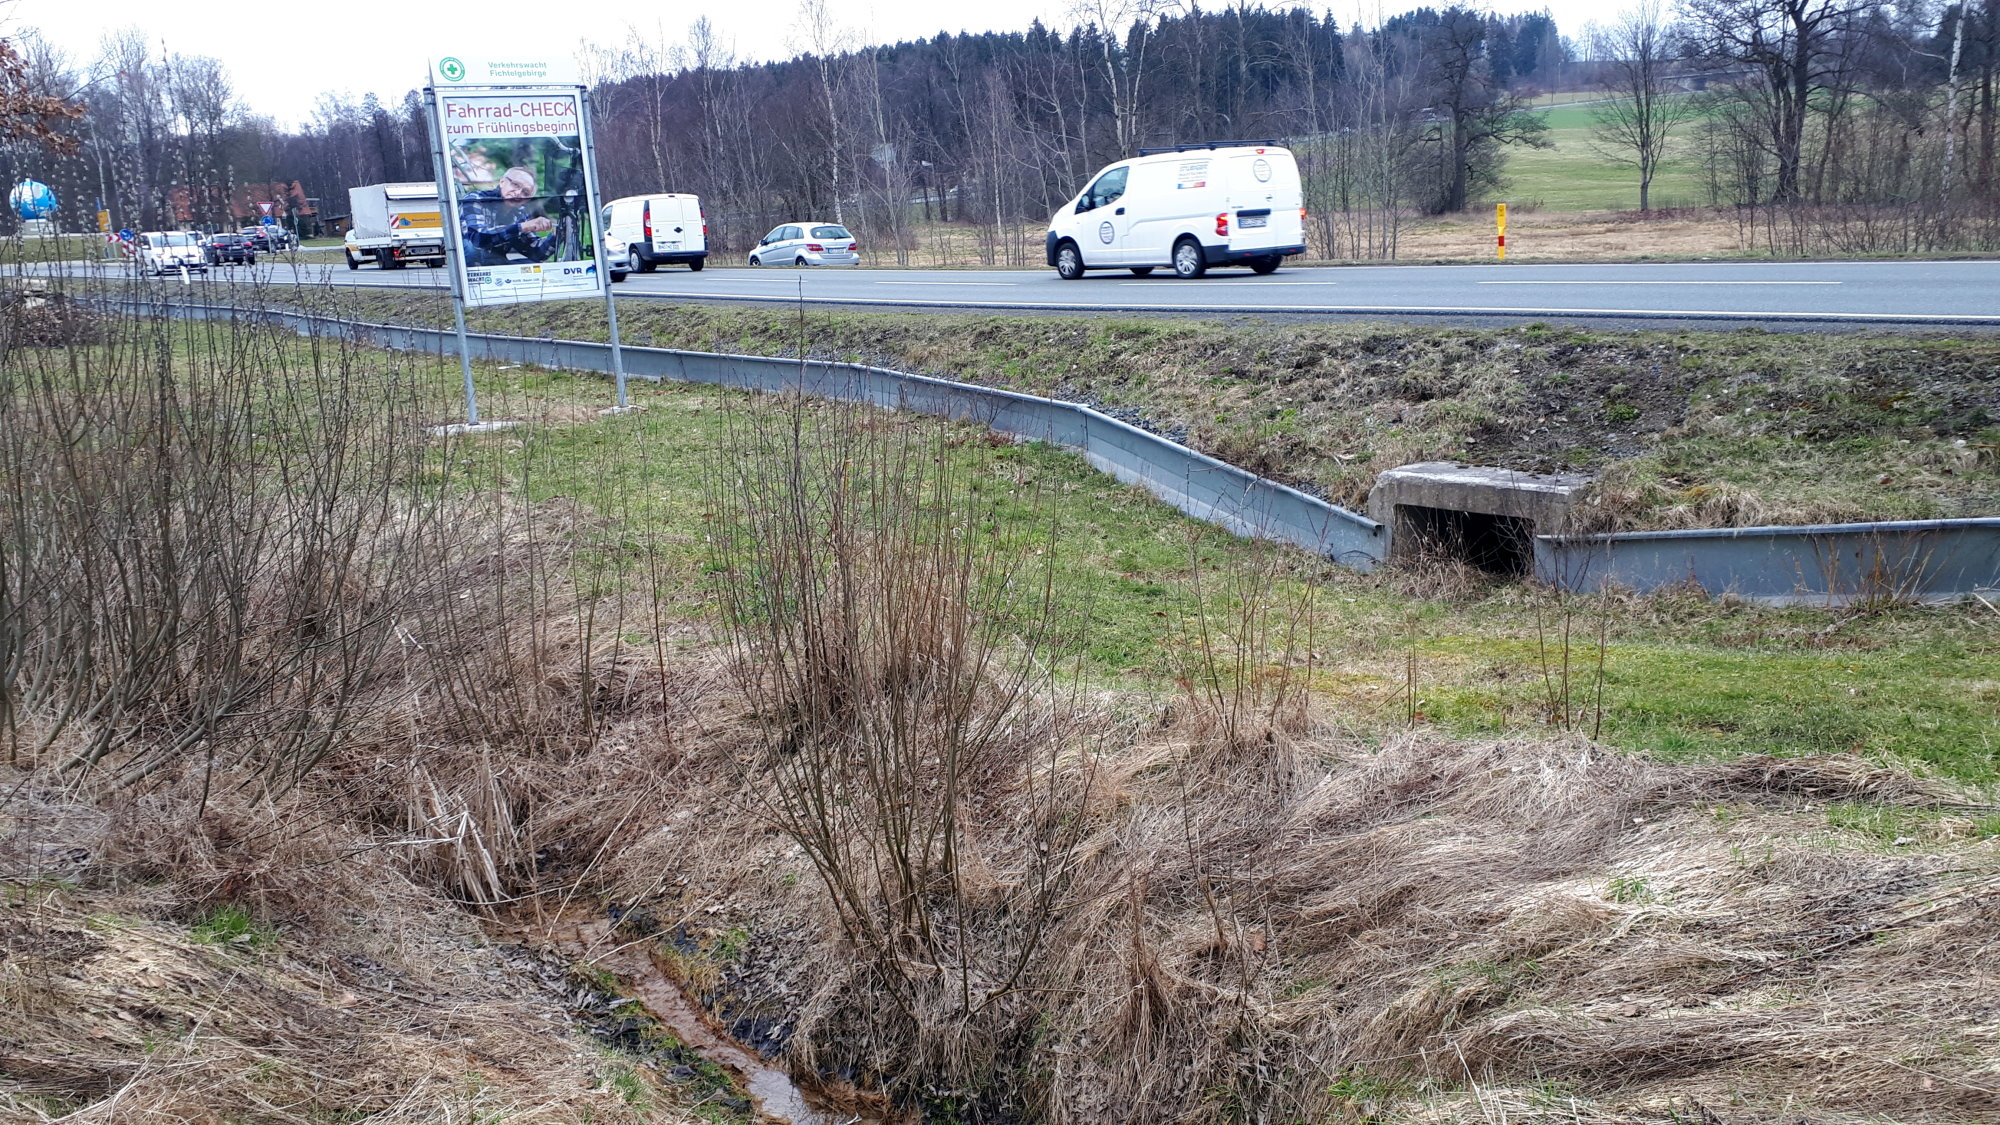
[
  {"xmin": 422, "ymin": 86, "xmax": 493, "ymax": 430},
  {"xmin": 579, "ymin": 89, "xmax": 630, "ymax": 412}
]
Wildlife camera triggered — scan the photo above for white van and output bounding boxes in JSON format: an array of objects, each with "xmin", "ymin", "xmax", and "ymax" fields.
[
  {"xmin": 601, "ymin": 194, "xmax": 707, "ymax": 281},
  {"xmin": 1045, "ymin": 143, "xmax": 1305, "ymax": 279}
]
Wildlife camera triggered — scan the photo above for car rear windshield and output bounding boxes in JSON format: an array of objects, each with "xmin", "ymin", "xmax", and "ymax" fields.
[
  {"xmin": 161, "ymin": 233, "xmax": 196, "ymax": 246},
  {"xmin": 811, "ymin": 226, "xmax": 851, "ymax": 240}
]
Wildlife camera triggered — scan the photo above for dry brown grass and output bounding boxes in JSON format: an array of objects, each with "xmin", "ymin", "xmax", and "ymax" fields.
[
  {"xmin": 591, "ymin": 698, "xmax": 1999, "ymax": 1124},
  {"xmin": 12, "ymin": 521, "xmax": 1993, "ymax": 1123},
  {"xmin": 1383, "ymin": 208, "xmax": 1757, "ymax": 263},
  {"xmin": 7, "ymin": 313, "xmax": 1995, "ymax": 1125},
  {"xmin": 0, "ymin": 778, "xmax": 695, "ymax": 1124},
  {"xmin": 841, "ymin": 209, "xmax": 1761, "ymax": 269}
]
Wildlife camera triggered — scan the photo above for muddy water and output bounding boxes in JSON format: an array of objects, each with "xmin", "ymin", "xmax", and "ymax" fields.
[{"xmin": 545, "ymin": 920, "xmax": 883, "ymax": 1125}]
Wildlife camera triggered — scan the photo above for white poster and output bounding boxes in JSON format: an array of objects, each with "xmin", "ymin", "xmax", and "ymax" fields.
[{"xmin": 434, "ymin": 87, "xmax": 607, "ymax": 307}]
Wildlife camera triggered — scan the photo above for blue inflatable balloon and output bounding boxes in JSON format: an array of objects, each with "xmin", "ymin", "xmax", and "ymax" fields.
[{"xmin": 10, "ymin": 180, "xmax": 58, "ymax": 221}]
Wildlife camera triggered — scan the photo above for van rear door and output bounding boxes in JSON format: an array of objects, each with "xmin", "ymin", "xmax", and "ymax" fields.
[
  {"xmin": 648, "ymin": 196, "xmax": 693, "ymax": 254},
  {"xmin": 1225, "ymin": 150, "xmax": 1303, "ymax": 253}
]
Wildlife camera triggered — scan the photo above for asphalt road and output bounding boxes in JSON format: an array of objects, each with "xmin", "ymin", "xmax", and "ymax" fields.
[{"xmin": 60, "ymin": 254, "xmax": 2000, "ymax": 329}]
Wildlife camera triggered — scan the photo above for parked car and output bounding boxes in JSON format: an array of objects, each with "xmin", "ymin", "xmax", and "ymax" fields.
[
  {"xmin": 601, "ymin": 194, "xmax": 706, "ymax": 281},
  {"xmin": 133, "ymin": 230, "xmax": 209, "ymax": 275},
  {"xmin": 746, "ymin": 222, "xmax": 858, "ymax": 267},
  {"xmin": 206, "ymin": 231, "xmax": 257, "ymax": 265},
  {"xmin": 1045, "ymin": 142, "xmax": 1305, "ymax": 279}
]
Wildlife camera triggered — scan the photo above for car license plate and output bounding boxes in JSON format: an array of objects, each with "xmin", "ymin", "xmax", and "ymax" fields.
[{"xmin": 1240, "ymin": 214, "xmax": 1268, "ymax": 228}]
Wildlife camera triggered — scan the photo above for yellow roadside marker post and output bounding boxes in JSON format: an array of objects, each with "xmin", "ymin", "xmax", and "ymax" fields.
[{"xmin": 1496, "ymin": 202, "xmax": 1507, "ymax": 261}]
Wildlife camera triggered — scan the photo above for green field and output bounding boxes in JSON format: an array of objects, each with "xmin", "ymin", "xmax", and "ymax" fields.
[
  {"xmin": 1504, "ymin": 98, "xmax": 1710, "ymax": 212},
  {"xmin": 0, "ymin": 232, "xmax": 101, "ymax": 265}
]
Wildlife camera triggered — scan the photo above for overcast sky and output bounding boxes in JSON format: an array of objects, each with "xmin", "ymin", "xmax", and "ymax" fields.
[{"xmin": 7, "ymin": 0, "xmax": 1616, "ymax": 129}]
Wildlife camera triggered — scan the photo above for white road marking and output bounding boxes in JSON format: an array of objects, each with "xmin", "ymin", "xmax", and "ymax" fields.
[
  {"xmin": 1116, "ymin": 281, "xmax": 1334, "ymax": 286},
  {"xmin": 1476, "ymin": 280, "xmax": 1842, "ymax": 286},
  {"xmin": 874, "ymin": 281, "xmax": 1019, "ymax": 286},
  {"xmin": 581, "ymin": 291, "xmax": 2000, "ymax": 321}
]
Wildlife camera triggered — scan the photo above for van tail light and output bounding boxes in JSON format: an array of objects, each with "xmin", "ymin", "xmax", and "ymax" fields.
[
  {"xmin": 807, "ymin": 243, "xmax": 825, "ymax": 252},
  {"xmin": 643, "ymin": 203, "xmax": 652, "ymax": 242},
  {"xmin": 1301, "ymin": 207, "xmax": 1309, "ymax": 224},
  {"xmin": 1216, "ymin": 213, "xmax": 1229, "ymax": 237}
]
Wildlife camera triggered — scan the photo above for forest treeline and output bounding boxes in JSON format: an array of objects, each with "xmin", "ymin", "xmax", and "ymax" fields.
[{"xmin": 4, "ymin": 0, "xmax": 2000, "ymax": 259}]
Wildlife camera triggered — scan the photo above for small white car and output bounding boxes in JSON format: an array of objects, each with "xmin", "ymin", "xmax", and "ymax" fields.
[
  {"xmin": 747, "ymin": 222, "xmax": 858, "ymax": 267},
  {"xmin": 134, "ymin": 231, "xmax": 209, "ymax": 276},
  {"xmin": 1045, "ymin": 143, "xmax": 1306, "ymax": 279}
]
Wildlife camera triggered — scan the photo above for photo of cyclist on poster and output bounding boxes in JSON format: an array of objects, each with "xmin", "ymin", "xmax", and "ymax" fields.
[{"xmin": 434, "ymin": 88, "xmax": 605, "ymax": 306}]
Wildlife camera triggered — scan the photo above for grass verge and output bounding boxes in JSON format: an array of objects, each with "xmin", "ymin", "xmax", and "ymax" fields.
[{"xmin": 320, "ymin": 286, "xmax": 2000, "ymax": 531}]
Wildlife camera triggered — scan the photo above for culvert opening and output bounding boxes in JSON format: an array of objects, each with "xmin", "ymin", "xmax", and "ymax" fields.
[{"xmin": 1395, "ymin": 504, "xmax": 1535, "ymax": 577}]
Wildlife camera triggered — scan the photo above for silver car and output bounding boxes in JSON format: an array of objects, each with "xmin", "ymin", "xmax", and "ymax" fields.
[{"xmin": 747, "ymin": 222, "xmax": 859, "ymax": 267}]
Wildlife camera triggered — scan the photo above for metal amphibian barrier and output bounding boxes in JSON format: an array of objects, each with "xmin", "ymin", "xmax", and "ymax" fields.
[{"xmin": 134, "ymin": 299, "xmax": 1998, "ymax": 602}]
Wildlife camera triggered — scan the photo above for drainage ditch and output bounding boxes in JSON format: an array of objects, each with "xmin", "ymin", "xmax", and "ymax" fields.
[{"xmin": 537, "ymin": 918, "xmax": 890, "ymax": 1125}]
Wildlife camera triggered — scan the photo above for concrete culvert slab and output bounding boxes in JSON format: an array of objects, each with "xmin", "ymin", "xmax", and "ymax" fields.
[{"xmin": 1369, "ymin": 461, "xmax": 1592, "ymax": 572}]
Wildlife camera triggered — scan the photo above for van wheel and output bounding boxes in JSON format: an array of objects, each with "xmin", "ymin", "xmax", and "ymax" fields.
[
  {"xmin": 1129, "ymin": 266, "xmax": 1155, "ymax": 277},
  {"xmin": 346, "ymin": 252, "xmax": 359, "ymax": 271},
  {"xmin": 1054, "ymin": 242, "xmax": 1084, "ymax": 280},
  {"xmin": 1172, "ymin": 238, "xmax": 1207, "ymax": 279},
  {"xmin": 688, "ymin": 257, "xmax": 705, "ymax": 272},
  {"xmin": 1249, "ymin": 255, "xmax": 1282, "ymax": 275}
]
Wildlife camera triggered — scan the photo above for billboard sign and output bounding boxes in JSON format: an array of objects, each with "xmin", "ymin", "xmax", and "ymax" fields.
[
  {"xmin": 430, "ymin": 57, "xmax": 580, "ymax": 87},
  {"xmin": 433, "ymin": 86, "xmax": 606, "ymax": 307}
]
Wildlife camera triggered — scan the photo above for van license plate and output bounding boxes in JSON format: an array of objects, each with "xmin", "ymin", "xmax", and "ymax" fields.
[{"xmin": 1240, "ymin": 215, "xmax": 1268, "ymax": 228}]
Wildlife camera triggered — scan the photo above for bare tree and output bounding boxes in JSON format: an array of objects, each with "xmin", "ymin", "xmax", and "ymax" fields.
[
  {"xmin": 0, "ymin": 9, "xmax": 82, "ymax": 155},
  {"xmin": 1679, "ymin": 0, "xmax": 1870, "ymax": 203},
  {"xmin": 1592, "ymin": 0, "xmax": 1700, "ymax": 210},
  {"xmin": 1417, "ymin": 6, "xmax": 1549, "ymax": 214},
  {"xmin": 1073, "ymin": 0, "xmax": 1164, "ymax": 155},
  {"xmin": 794, "ymin": 0, "xmax": 850, "ymax": 222}
]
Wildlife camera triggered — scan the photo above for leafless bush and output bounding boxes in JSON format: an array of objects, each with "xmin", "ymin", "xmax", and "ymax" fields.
[
  {"xmin": 704, "ymin": 384, "xmax": 1095, "ymax": 1082},
  {"xmin": 0, "ymin": 294, "xmax": 448, "ymax": 790},
  {"xmin": 1166, "ymin": 527, "xmax": 1320, "ymax": 762}
]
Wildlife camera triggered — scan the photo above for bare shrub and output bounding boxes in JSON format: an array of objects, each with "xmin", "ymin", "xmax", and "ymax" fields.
[
  {"xmin": 704, "ymin": 383, "xmax": 1095, "ymax": 1083},
  {"xmin": 0, "ymin": 299, "xmax": 448, "ymax": 789}
]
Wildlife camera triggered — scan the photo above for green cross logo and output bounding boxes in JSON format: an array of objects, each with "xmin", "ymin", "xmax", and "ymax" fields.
[{"xmin": 440, "ymin": 57, "xmax": 466, "ymax": 82}]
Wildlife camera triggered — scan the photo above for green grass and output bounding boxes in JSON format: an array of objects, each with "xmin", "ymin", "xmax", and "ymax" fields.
[
  {"xmin": 66, "ymin": 301, "xmax": 1995, "ymax": 784},
  {"xmin": 441, "ymin": 364, "xmax": 1999, "ymax": 786},
  {"xmin": 334, "ymin": 291, "xmax": 1998, "ymax": 532},
  {"xmin": 1503, "ymin": 97, "xmax": 1709, "ymax": 212},
  {"xmin": 0, "ymin": 233, "xmax": 101, "ymax": 265},
  {"xmin": 189, "ymin": 904, "xmax": 277, "ymax": 949}
]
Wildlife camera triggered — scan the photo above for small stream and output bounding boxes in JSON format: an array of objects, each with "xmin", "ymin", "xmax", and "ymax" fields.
[{"xmin": 540, "ymin": 919, "xmax": 889, "ymax": 1125}]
